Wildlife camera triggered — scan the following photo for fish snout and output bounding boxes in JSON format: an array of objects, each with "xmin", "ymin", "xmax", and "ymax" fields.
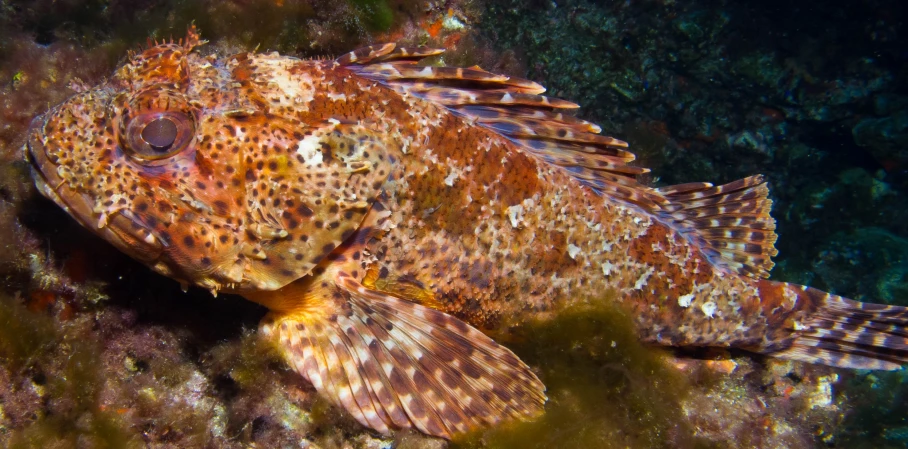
[{"xmin": 24, "ymin": 113, "xmax": 64, "ymax": 205}]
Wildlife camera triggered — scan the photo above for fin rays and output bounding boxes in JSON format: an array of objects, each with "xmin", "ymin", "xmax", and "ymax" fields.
[
  {"xmin": 338, "ymin": 44, "xmax": 657, "ymax": 207},
  {"xmin": 340, "ymin": 44, "xmax": 781, "ymax": 279},
  {"xmin": 261, "ymin": 272, "xmax": 545, "ymax": 439},
  {"xmin": 659, "ymin": 175, "xmax": 779, "ymax": 278},
  {"xmin": 773, "ymin": 291, "xmax": 908, "ymax": 370}
]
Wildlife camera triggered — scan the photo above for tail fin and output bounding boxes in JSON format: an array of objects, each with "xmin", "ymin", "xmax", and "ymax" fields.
[{"xmin": 771, "ymin": 288, "xmax": 908, "ymax": 370}]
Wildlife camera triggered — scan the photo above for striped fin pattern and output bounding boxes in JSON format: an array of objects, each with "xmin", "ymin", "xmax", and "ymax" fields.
[
  {"xmin": 339, "ymin": 44, "xmax": 780, "ymax": 278},
  {"xmin": 336, "ymin": 44, "xmax": 444, "ymax": 66},
  {"xmin": 657, "ymin": 175, "xmax": 778, "ymax": 278},
  {"xmin": 337, "ymin": 44, "xmax": 665, "ymax": 211},
  {"xmin": 773, "ymin": 288, "xmax": 908, "ymax": 370},
  {"xmin": 260, "ymin": 271, "xmax": 546, "ymax": 439}
]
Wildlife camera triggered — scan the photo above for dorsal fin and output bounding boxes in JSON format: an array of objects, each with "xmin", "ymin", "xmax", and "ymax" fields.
[
  {"xmin": 656, "ymin": 175, "xmax": 778, "ymax": 278},
  {"xmin": 336, "ymin": 44, "xmax": 444, "ymax": 66},
  {"xmin": 338, "ymin": 45, "xmax": 778, "ymax": 278},
  {"xmin": 339, "ymin": 46, "xmax": 662, "ymax": 209}
]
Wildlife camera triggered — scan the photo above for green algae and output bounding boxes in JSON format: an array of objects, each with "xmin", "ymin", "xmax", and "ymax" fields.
[
  {"xmin": 216, "ymin": 329, "xmax": 283, "ymax": 390},
  {"xmin": 455, "ymin": 297, "xmax": 717, "ymax": 449},
  {"xmin": 0, "ymin": 295, "xmax": 141, "ymax": 448},
  {"xmin": 349, "ymin": 0, "xmax": 394, "ymax": 33},
  {"xmin": 0, "ymin": 293, "xmax": 56, "ymax": 371},
  {"xmin": 7, "ymin": 412, "xmax": 138, "ymax": 449}
]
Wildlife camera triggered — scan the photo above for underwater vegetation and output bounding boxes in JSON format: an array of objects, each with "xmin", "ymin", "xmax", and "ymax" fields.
[
  {"xmin": 0, "ymin": 0, "xmax": 907, "ymax": 447},
  {"xmin": 456, "ymin": 301, "xmax": 845, "ymax": 449}
]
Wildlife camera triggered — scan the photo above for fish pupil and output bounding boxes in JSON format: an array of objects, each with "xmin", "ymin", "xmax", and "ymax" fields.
[{"xmin": 142, "ymin": 117, "xmax": 178, "ymax": 152}]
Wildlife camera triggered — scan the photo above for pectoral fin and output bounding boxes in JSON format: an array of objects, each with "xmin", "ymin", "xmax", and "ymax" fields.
[{"xmin": 258, "ymin": 271, "xmax": 546, "ymax": 439}]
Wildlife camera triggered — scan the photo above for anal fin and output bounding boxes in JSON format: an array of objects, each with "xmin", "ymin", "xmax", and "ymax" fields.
[{"xmin": 257, "ymin": 271, "xmax": 546, "ymax": 439}]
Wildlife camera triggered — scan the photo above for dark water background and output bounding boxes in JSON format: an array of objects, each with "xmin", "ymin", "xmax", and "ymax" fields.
[{"xmin": 0, "ymin": 0, "xmax": 906, "ymax": 447}]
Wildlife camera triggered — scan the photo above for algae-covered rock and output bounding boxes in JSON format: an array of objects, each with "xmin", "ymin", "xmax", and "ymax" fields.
[
  {"xmin": 453, "ymin": 301, "xmax": 843, "ymax": 449},
  {"xmin": 813, "ymin": 227, "xmax": 908, "ymax": 304},
  {"xmin": 853, "ymin": 110, "xmax": 908, "ymax": 174}
]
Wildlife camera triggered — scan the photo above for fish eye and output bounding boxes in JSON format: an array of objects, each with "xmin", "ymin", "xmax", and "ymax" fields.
[
  {"xmin": 124, "ymin": 111, "xmax": 194, "ymax": 161},
  {"xmin": 142, "ymin": 117, "xmax": 178, "ymax": 152}
]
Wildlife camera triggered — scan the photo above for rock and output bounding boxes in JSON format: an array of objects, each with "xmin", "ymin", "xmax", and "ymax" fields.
[{"xmin": 853, "ymin": 110, "xmax": 908, "ymax": 173}]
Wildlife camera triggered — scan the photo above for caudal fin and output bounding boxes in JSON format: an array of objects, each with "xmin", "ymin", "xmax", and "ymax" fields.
[
  {"xmin": 771, "ymin": 289, "xmax": 908, "ymax": 370},
  {"xmin": 257, "ymin": 271, "xmax": 546, "ymax": 439}
]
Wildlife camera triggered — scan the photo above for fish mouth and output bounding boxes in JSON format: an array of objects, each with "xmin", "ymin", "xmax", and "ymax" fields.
[
  {"xmin": 25, "ymin": 115, "xmax": 77, "ymax": 220},
  {"xmin": 25, "ymin": 114, "xmax": 166, "ymax": 264}
]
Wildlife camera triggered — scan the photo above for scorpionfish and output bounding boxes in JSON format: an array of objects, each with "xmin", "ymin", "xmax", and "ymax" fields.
[{"xmin": 25, "ymin": 28, "xmax": 908, "ymax": 439}]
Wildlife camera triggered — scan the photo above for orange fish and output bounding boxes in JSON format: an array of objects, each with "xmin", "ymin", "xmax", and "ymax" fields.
[{"xmin": 24, "ymin": 28, "xmax": 908, "ymax": 439}]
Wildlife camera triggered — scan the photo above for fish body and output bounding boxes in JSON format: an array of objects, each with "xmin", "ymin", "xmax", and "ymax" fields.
[{"xmin": 25, "ymin": 29, "xmax": 908, "ymax": 439}]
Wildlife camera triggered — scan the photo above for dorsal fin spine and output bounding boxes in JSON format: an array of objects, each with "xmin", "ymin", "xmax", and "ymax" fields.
[{"xmin": 339, "ymin": 44, "xmax": 780, "ymax": 278}]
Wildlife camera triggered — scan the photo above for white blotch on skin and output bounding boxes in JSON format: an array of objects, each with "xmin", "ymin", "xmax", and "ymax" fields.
[
  {"xmin": 507, "ymin": 204, "xmax": 524, "ymax": 228},
  {"xmin": 634, "ymin": 267, "xmax": 654, "ymax": 290},
  {"xmin": 567, "ymin": 244, "xmax": 581, "ymax": 259},
  {"xmin": 295, "ymin": 135, "xmax": 324, "ymax": 167},
  {"xmin": 700, "ymin": 301, "xmax": 717, "ymax": 318},
  {"xmin": 443, "ymin": 171, "xmax": 457, "ymax": 186},
  {"xmin": 678, "ymin": 293, "xmax": 694, "ymax": 308}
]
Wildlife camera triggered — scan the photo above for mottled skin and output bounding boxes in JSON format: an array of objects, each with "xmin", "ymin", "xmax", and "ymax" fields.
[{"xmin": 25, "ymin": 32, "xmax": 908, "ymax": 438}]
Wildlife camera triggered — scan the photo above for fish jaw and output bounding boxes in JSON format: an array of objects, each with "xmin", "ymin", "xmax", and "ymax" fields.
[
  {"xmin": 23, "ymin": 87, "xmax": 245, "ymax": 291},
  {"xmin": 25, "ymin": 105, "xmax": 176, "ymax": 274}
]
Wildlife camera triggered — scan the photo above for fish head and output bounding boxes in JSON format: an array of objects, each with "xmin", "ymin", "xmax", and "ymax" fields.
[{"xmin": 25, "ymin": 29, "xmax": 394, "ymax": 293}]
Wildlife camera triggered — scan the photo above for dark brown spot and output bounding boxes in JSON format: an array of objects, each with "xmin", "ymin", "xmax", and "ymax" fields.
[
  {"xmin": 296, "ymin": 204, "xmax": 314, "ymax": 217},
  {"xmin": 213, "ymin": 200, "xmax": 228, "ymax": 214},
  {"xmin": 412, "ymin": 370, "xmax": 431, "ymax": 391},
  {"xmin": 462, "ymin": 362, "xmax": 482, "ymax": 379}
]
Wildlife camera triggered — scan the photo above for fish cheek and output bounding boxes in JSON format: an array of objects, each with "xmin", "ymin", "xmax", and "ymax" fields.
[{"xmin": 240, "ymin": 123, "xmax": 395, "ymax": 291}]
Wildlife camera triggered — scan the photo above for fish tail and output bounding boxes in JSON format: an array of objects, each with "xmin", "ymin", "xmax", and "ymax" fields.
[
  {"xmin": 251, "ymin": 271, "xmax": 546, "ymax": 439},
  {"xmin": 767, "ymin": 284, "xmax": 908, "ymax": 370}
]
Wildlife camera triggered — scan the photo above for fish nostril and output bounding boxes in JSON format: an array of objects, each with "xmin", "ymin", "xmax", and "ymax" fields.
[{"xmin": 142, "ymin": 117, "xmax": 178, "ymax": 152}]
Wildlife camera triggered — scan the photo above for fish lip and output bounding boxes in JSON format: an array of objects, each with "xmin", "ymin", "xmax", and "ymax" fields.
[{"xmin": 25, "ymin": 114, "xmax": 67, "ymax": 209}]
